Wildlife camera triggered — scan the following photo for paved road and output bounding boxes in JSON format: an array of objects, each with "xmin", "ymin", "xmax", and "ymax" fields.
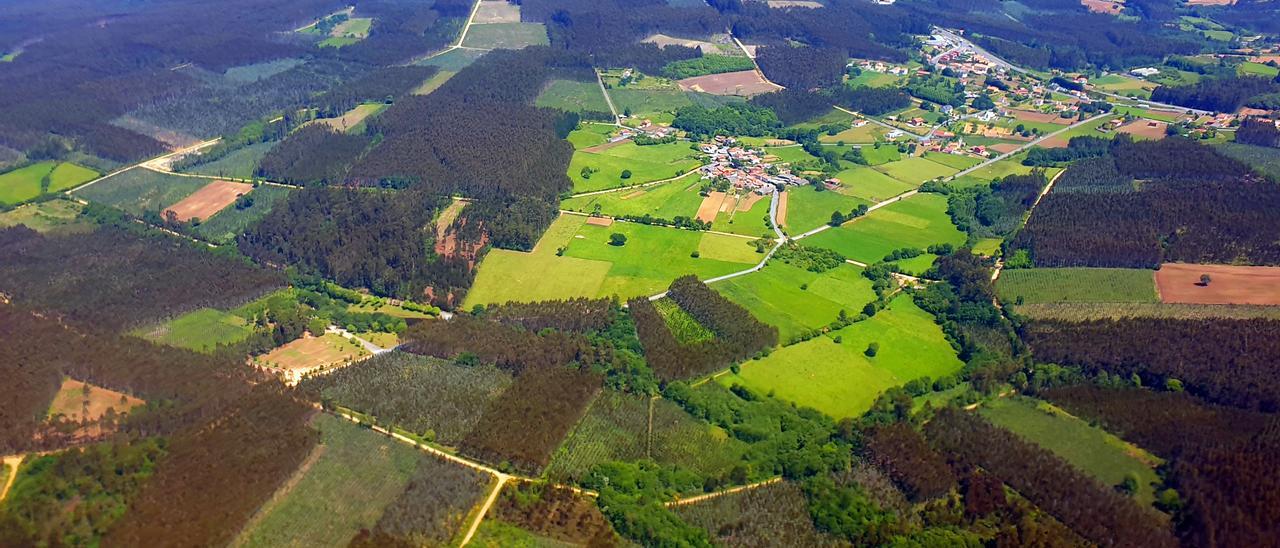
[
  {"xmin": 931, "ymin": 27, "xmax": 1025, "ymax": 74},
  {"xmin": 792, "ymin": 189, "xmax": 920, "ymax": 241}
]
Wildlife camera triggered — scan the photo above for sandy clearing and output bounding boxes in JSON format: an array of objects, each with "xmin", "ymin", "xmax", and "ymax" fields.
[
  {"xmin": 767, "ymin": 0, "xmax": 823, "ymax": 8},
  {"xmin": 163, "ymin": 180, "xmax": 253, "ymax": 222},
  {"xmin": 472, "ymin": 1, "xmax": 521, "ymax": 24},
  {"xmin": 1117, "ymin": 119, "xmax": 1167, "ymax": 139},
  {"xmin": 47, "ymin": 379, "xmax": 144, "ymax": 423},
  {"xmin": 677, "ymin": 70, "xmax": 781, "ymax": 97},
  {"xmin": 585, "ymin": 216, "xmax": 614, "ymax": 227},
  {"xmin": 434, "ymin": 199, "xmax": 468, "ymax": 233},
  {"xmin": 643, "ymin": 33, "xmax": 721, "ymax": 51},
  {"xmin": 697, "ymin": 191, "xmax": 727, "ymax": 223},
  {"xmin": 313, "ymin": 103, "xmax": 382, "ymax": 132},
  {"xmin": 1156, "ymin": 263, "xmax": 1280, "ymax": 305}
]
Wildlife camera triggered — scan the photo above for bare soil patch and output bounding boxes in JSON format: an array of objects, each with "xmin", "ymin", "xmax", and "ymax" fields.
[
  {"xmin": 1156, "ymin": 263, "xmax": 1280, "ymax": 305},
  {"xmin": 1038, "ymin": 134, "xmax": 1071, "ymax": 149},
  {"xmin": 434, "ymin": 199, "xmax": 468, "ymax": 234},
  {"xmin": 776, "ymin": 191, "xmax": 788, "ymax": 226},
  {"xmin": 1249, "ymin": 55, "xmax": 1280, "ymax": 64},
  {"xmin": 1010, "ymin": 109, "xmax": 1073, "ymax": 125},
  {"xmin": 767, "ymin": 0, "xmax": 824, "ymax": 8},
  {"xmin": 643, "ymin": 34, "xmax": 721, "ymax": 51},
  {"xmin": 1117, "ymin": 119, "xmax": 1167, "ymax": 140},
  {"xmin": 736, "ymin": 192, "xmax": 765, "ymax": 212},
  {"xmin": 1081, "ymin": 0, "xmax": 1123, "ymax": 14},
  {"xmin": 312, "ymin": 103, "xmax": 382, "ymax": 132},
  {"xmin": 473, "ymin": 1, "xmax": 521, "ymax": 24},
  {"xmin": 254, "ymin": 333, "xmax": 369, "ymax": 383},
  {"xmin": 988, "ymin": 143, "xmax": 1022, "ymax": 154},
  {"xmin": 163, "ymin": 179, "xmax": 253, "ymax": 222},
  {"xmin": 585, "ymin": 216, "xmax": 614, "ymax": 227},
  {"xmin": 697, "ymin": 191, "xmax": 727, "ymax": 222},
  {"xmin": 47, "ymin": 378, "xmax": 144, "ymax": 424},
  {"xmin": 677, "ymin": 70, "xmax": 781, "ymax": 97},
  {"xmin": 1186, "ymin": 0, "xmax": 1233, "ymax": 5}
]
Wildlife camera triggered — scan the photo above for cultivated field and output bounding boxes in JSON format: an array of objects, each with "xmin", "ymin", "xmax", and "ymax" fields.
[
  {"xmin": 677, "ymin": 70, "xmax": 780, "ymax": 96},
  {"xmin": 817, "ymin": 123, "xmax": 887, "ymax": 144},
  {"xmin": 563, "ymin": 177, "xmax": 703, "ymax": 220},
  {"xmin": 254, "ymin": 333, "xmax": 369, "ymax": 382},
  {"xmin": 996, "ymin": 268, "xmax": 1158, "ymax": 304},
  {"xmin": 1155, "ymin": 263, "xmax": 1280, "ymax": 305},
  {"xmin": 720, "ymin": 295, "xmax": 963, "ymax": 418},
  {"xmin": 1012, "ymin": 302, "xmax": 1280, "ymax": 321},
  {"xmin": 1116, "ymin": 119, "xmax": 1167, "ymax": 140},
  {"xmin": 710, "ymin": 191, "xmax": 773, "ymax": 237},
  {"xmin": 74, "ymin": 167, "xmax": 212, "ymax": 216},
  {"xmin": 235, "ymin": 414, "xmax": 421, "ymax": 547},
  {"xmin": 136, "ymin": 307, "xmax": 256, "ymax": 352},
  {"xmin": 714, "ymin": 261, "xmax": 878, "ymax": 341},
  {"xmin": 192, "ymin": 184, "xmax": 293, "ymax": 244},
  {"xmin": 872, "ymin": 156, "xmax": 959, "ymax": 185},
  {"xmin": 462, "ymin": 22, "xmax": 549, "ymax": 49},
  {"xmin": 466, "ymin": 214, "xmax": 760, "ymax": 305},
  {"xmin": 607, "ymin": 88, "xmax": 693, "ymax": 119},
  {"xmin": 829, "ymin": 164, "xmax": 915, "ymax": 202},
  {"xmin": 803, "ymin": 193, "xmax": 965, "ymax": 265},
  {"xmin": 162, "ymin": 179, "xmax": 254, "ymax": 222},
  {"xmin": 179, "ymin": 141, "xmax": 274, "ymax": 179},
  {"xmin": 568, "ymin": 141, "xmax": 701, "ymax": 193},
  {"xmin": 311, "ymin": 103, "xmax": 386, "ymax": 133},
  {"xmin": 0, "ymin": 161, "xmax": 99, "ymax": 205},
  {"xmin": 979, "ymin": 396, "xmax": 1162, "ymax": 505}
]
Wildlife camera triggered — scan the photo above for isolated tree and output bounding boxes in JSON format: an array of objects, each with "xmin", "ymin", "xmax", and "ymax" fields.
[
  {"xmin": 609, "ymin": 233, "xmax": 627, "ymax": 246},
  {"xmin": 1199, "ymin": 273, "xmax": 1212, "ymax": 286},
  {"xmin": 865, "ymin": 342, "xmax": 880, "ymax": 357},
  {"xmin": 621, "ymin": 169, "xmax": 632, "ymax": 179}
]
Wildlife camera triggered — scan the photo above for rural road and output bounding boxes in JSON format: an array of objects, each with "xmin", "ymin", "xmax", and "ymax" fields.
[
  {"xmin": 665, "ymin": 477, "xmax": 782, "ymax": 507},
  {"xmin": 792, "ymin": 189, "xmax": 920, "ymax": 241},
  {"xmin": 0, "ymin": 455, "xmax": 23, "ymax": 503},
  {"xmin": 989, "ymin": 168, "xmax": 1065, "ymax": 283},
  {"xmin": 947, "ymin": 112, "xmax": 1111, "ymax": 181},
  {"xmin": 594, "ymin": 68, "xmax": 623, "ymax": 126},
  {"xmin": 327, "ymin": 326, "xmax": 391, "ymax": 354}
]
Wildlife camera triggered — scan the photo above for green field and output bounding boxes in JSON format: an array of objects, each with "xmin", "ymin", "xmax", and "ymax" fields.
[
  {"xmin": 607, "ymin": 88, "xmax": 694, "ymax": 118},
  {"xmin": 74, "ymin": 167, "xmax": 211, "ymax": 216},
  {"xmin": 180, "ymin": 141, "xmax": 274, "ymax": 179},
  {"xmin": 569, "ymin": 141, "xmax": 701, "ymax": 193},
  {"xmin": 566, "ymin": 123, "xmax": 617, "ymax": 148},
  {"xmin": 711, "ymin": 192, "xmax": 773, "ymax": 237},
  {"xmin": 237, "ymin": 414, "xmax": 422, "ymax": 547},
  {"xmin": 1239, "ymin": 61, "xmax": 1280, "ymax": 78},
  {"xmin": 888, "ymin": 253, "xmax": 936, "ymax": 276},
  {"xmin": 921, "ymin": 152, "xmax": 982, "ymax": 171},
  {"xmin": 463, "ymin": 23, "xmax": 550, "ymax": 49},
  {"xmin": 950, "ymin": 153, "xmax": 1059, "ymax": 188},
  {"xmin": 817, "ymin": 123, "xmax": 887, "ymax": 144},
  {"xmin": 655, "ymin": 298, "xmax": 716, "ymax": 343},
  {"xmin": 192, "ymin": 184, "xmax": 293, "ymax": 244},
  {"xmin": 1110, "ymin": 106, "xmax": 1182, "ymax": 123},
  {"xmin": 830, "ymin": 165, "xmax": 916, "ymax": 202},
  {"xmin": 719, "ymin": 295, "xmax": 962, "ymax": 418},
  {"xmin": 847, "ymin": 71, "xmax": 901, "ymax": 88},
  {"xmin": 714, "ymin": 261, "xmax": 877, "ymax": 342},
  {"xmin": 135, "ymin": 308, "xmax": 256, "ymax": 352},
  {"xmin": 1092, "ymin": 74, "xmax": 1156, "ymax": 98},
  {"xmin": 0, "ymin": 199, "xmax": 94, "ymax": 234},
  {"xmin": 535, "ymin": 79, "xmax": 611, "ymax": 113},
  {"xmin": 417, "ymin": 48, "xmax": 488, "ymax": 71},
  {"xmin": 413, "ymin": 70, "xmax": 456, "ymax": 95},
  {"xmin": 0, "ymin": 161, "xmax": 99, "ymax": 205},
  {"xmin": 465, "ymin": 214, "xmax": 759, "ymax": 306},
  {"xmin": 562, "ymin": 176, "xmax": 702, "ymax": 219},
  {"xmin": 859, "ymin": 144, "xmax": 902, "ymax": 166},
  {"xmin": 783, "ymin": 186, "xmax": 870, "ymax": 235},
  {"xmin": 979, "ymin": 396, "xmax": 1162, "ymax": 506},
  {"xmin": 469, "ymin": 520, "xmax": 572, "ymax": 548},
  {"xmin": 996, "ymin": 268, "xmax": 1157, "ymax": 304},
  {"xmin": 803, "ymin": 193, "xmax": 965, "ymax": 264},
  {"xmin": 872, "ymin": 156, "xmax": 958, "ymax": 185}
]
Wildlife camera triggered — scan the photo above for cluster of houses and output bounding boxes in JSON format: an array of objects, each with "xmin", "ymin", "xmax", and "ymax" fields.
[
  {"xmin": 934, "ymin": 49, "xmax": 1000, "ymax": 78},
  {"xmin": 851, "ymin": 59, "xmax": 909, "ymax": 76},
  {"xmin": 609, "ymin": 120, "xmax": 675, "ymax": 143},
  {"xmin": 698, "ymin": 136, "xmax": 807, "ymax": 195}
]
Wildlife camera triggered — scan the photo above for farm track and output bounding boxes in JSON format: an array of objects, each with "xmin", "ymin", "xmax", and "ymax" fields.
[
  {"xmin": 458, "ymin": 476, "xmax": 508, "ymax": 547},
  {"xmin": 665, "ymin": 477, "xmax": 783, "ymax": 507},
  {"xmin": 229, "ymin": 443, "xmax": 327, "ymax": 548},
  {"xmin": 0, "ymin": 454, "xmax": 23, "ymax": 503},
  {"xmin": 594, "ymin": 68, "xmax": 623, "ymax": 126},
  {"xmin": 402, "ymin": 0, "xmax": 484, "ymax": 65},
  {"xmin": 947, "ymin": 113, "xmax": 1110, "ymax": 182},
  {"xmin": 990, "ymin": 168, "xmax": 1065, "ymax": 284}
]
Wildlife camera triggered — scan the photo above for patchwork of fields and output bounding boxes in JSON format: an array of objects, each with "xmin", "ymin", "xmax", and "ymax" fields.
[
  {"xmin": 803, "ymin": 192, "xmax": 966, "ymax": 264},
  {"xmin": 0, "ymin": 161, "xmax": 99, "ymax": 205}
]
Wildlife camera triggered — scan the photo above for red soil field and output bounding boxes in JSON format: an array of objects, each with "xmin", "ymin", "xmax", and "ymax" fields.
[
  {"xmin": 697, "ymin": 191, "xmax": 727, "ymax": 222},
  {"xmin": 1117, "ymin": 120, "xmax": 1167, "ymax": 140},
  {"xmin": 163, "ymin": 180, "xmax": 253, "ymax": 222},
  {"xmin": 1010, "ymin": 109, "xmax": 1074, "ymax": 125},
  {"xmin": 584, "ymin": 216, "xmax": 614, "ymax": 227},
  {"xmin": 776, "ymin": 190, "xmax": 789, "ymax": 226},
  {"xmin": 1156, "ymin": 263, "xmax": 1280, "ymax": 305},
  {"xmin": 677, "ymin": 70, "xmax": 781, "ymax": 96}
]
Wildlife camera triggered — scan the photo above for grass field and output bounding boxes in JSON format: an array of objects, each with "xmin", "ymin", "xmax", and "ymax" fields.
[
  {"xmin": 413, "ymin": 70, "xmax": 456, "ymax": 95},
  {"xmin": 979, "ymin": 396, "xmax": 1162, "ymax": 506},
  {"xmin": 996, "ymin": 268, "xmax": 1157, "ymax": 304},
  {"xmin": 192, "ymin": 184, "xmax": 293, "ymax": 244},
  {"xmin": 607, "ymin": 88, "xmax": 693, "ymax": 118},
  {"xmin": 714, "ymin": 261, "xmax": 877, "ymax": 341},
  {"xmin": 536, "ymin": 79, "xmax": 610, "ymax": 113},
  {"xmin": 817, "ymin": 123, "xmax": 887, "ymax": 144},
  {"xmin": 830, "ymin": 165, "xmax": 916, "ymax": 202},
  {"xmin": 75, "ymin": 167, "xmax": 211, "ymax": 216},
  {"xmin": 566, "ymin": 123, "xmax": 616, "ymax": 149},
  {"xmin": 180, "ymin": 142, "xmax": 273, "ymax": 179},
  {"xmin": 782, "ymin": 186, "xmax": 870, "ymax": 235},
  {"xmin": 888, "ymin": 253, "xmax": 936, "ymax": 276},
  {"xmin": 237, "ymin": 414, "xmax": 421, "ymax": 547},
  {"xmin": 469, "ymin": 520, "xmax": 572, "ymax": 547},
  {"xmin": 718, "ymin": 295, "xmax": 962, "ymax": 418},
  {"xmin": 135, "ymin": 308, "xmax": 255, "ymax": 352},
  {"xmin": 0, "ymin": 199, "xmax": 94, "ymax": 233},
  {"xmin": 465, "ymin": 214, "xmax": 759, "ymax": 306},
  {"xmin": 417, "ymin": 48, "xmax": 487, "ymax": 71},
  {"xmin": 1238, "ymin": 61, "xmax": 1280, "ymax": 78},
  {"xmin": 949, "ymin": 153, "xmax": 1063, "ymax": 188},
  {"xmin": 561, "ymin": 176, "xmax": 702, "ymax": 219},
  {"xmin": 569, "ymin": 141, "xmax": 701, "ymax": 193},
  {"xmin": 711, "ymin": 192, "xmax": 773, "ymax": 237},
  {"xmin": 0, "ymin": 161, "xmax": 99, "ymax": 205},
  {"xmin": 1092, "ymin": 74, "xmax": 1156, "ymax": 99},
  {"xmin": 1110, "ymin": 106, "xmax": 1182, "ymax": 123},
  {"xmin": 463, "ymin": 23, "xmax": 549, "ymax": 49},
  {"xmin": 921, "ymin": 152, "xmax": 982, "ymax": 171},
  {"xmin": 803, "ymin": 193, "xmax": 965, "ymax": 264},
  {"xmin": 872, "ymin": 156, "xmax": 958, "ymax": 185}
]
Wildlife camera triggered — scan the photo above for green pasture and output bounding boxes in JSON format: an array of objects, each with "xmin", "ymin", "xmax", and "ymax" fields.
[
  {"xmin": 1239, "ymin": 61, "xmax": 1279, "ymax": 78},
  {"xmin": 830, "ymin": 165, "xmax": 916, "ymax": 202},
  {"xmin": 763, "ymin": 146, "xmax": 818, "ymax": 165},
  {"xmin": 0, "ymin": 199, "xmax": 93, "ymax": 234},
  {"xmin": 995, "ymin": 268, "xmax": 1158, "ymax": 304},
  {"xmin": 714, "ymin": 261, "xmax": 877, "ymax": 342},
  {"xmin": 465, "ymin": 214, "xmax": 758, "ymax": 306},
  {"xmin": 417, "ymin": 48, "xmax": 487, "ymax": 71},
  {"xmin": 608, "ymin": 88, "xmax": 694, "ymax": 117},
  {"xmin": 979, "ymin": 396, "xmax": 1162, "ymax": 506},
  {"xmin": 887, "ymin": 253, "xmax": 936, "ymax": 276},
  {"xmin": 0, "ymin": 161, "xmax": 99, "ymax": 205},
  {"xmin": 921, "ymin": 152, "xmax": 982, "ymax": 171},
  {"xmin": 803, "ymin": 193, "xmax": 965, "ymax": 264},
  {"xmin": 858, "ymin": 144, "xmax": 902, "ymax": 166},
  {"xmin": 135, "ymin": 308, "xmax": 255, "ymax": 352},
  {"xmin": 536, "ymin": 79, "xmax": 611, "ymax": 113},
  {"xmin": 719, "ymin": 295, "xmax": 962, "ymax": 418},
  {"xmin": 569, "ymin": 141, "xmax": 701, "ymax": 193},
  {"xmin": 872, "ymin": 157, "xmax": 958, "ymax": 185},
  {"xmin": 711, "ymin": 192, "xmax": 773, "ymax": 238},
  {"xmin": 782, "ymin": 186, "xmax": 870, "ymax": 235},
  {"xmin": 462, "ymin": 23, "xmax": 549, "ymax": 49},
  {"xmin": 566, "ymin": 123, "xmax": 617, "ymax": 149},
  {"xmin": 562, "ymin": 176, "xmax": 702, "ymax": 219}
]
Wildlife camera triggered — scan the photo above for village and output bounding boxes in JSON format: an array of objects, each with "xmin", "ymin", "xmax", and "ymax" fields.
[{"xmin": 698, "ymin": 136, "xmax": 810, "ymax": 195}]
